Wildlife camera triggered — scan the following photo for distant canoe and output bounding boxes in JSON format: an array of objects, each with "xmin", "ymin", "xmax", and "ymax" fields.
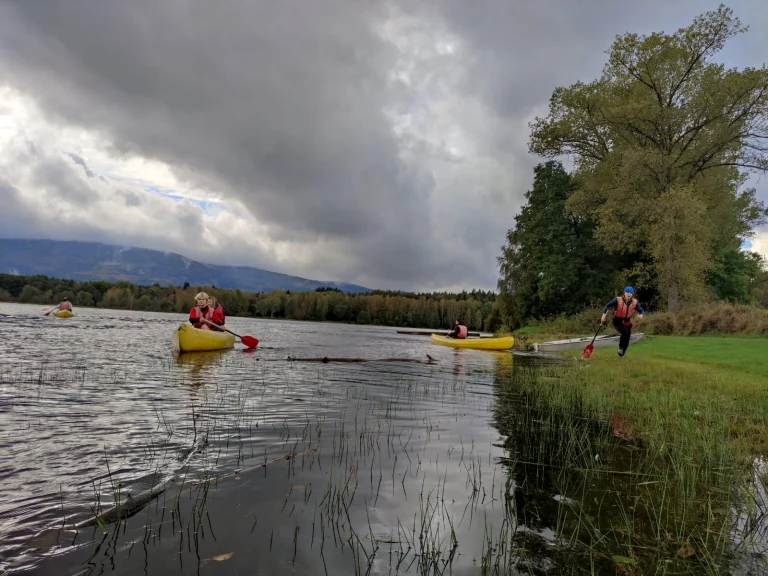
[
  {"xmin": 532, "ymin": 333, "xmax": 645, "ymax": 353},
  {"xmin": 52, "ymin": 309, "xmax": 74, "ymax": 318},
  {"xmin": 398, "ymin": 329, "xmax": 482, "ymax": 337}
]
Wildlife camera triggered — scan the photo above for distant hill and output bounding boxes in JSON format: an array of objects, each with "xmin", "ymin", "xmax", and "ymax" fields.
[{"xmin": 0, "ymin": 239, "xmax": 371, "ymax": 293}]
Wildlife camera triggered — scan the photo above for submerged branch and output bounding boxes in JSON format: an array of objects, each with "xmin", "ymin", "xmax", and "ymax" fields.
[{"xmin": 286, "ymin": 355, "xmax": 437, "ymax": 365}]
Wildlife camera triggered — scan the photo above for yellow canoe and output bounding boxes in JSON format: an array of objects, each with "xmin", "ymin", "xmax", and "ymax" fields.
[
  {"xmin": 173, "ymin": 322, "xmax": 236, "ymax": 353},
  {"xmin": 430, "ymin": 334, "xmax": 515, "ymax": 350},
  {"xmin": 52, "ymin": 309, "xmax": 74, "ymax": 318}
]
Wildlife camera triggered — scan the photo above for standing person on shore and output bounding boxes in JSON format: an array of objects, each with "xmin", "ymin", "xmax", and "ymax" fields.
[{"xmin": 600, "ymin": 287, "xmax": 645, "ymax": 357}]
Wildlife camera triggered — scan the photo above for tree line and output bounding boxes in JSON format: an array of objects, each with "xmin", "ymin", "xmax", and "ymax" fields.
[
  {"xmin": 0, "ymin": 274, "xmax": 502, "ymax": 331},
  {"xmin": 498, "ymin": 6, "xmax": 768, "ymax": 328}
]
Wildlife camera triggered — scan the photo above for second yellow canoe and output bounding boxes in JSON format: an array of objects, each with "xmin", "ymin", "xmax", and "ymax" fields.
[
  {"xmin": 173, "ymin": 322, "xmax": 236, "ymax": 353},
  {"xmin": 430, "ymin": 334, "xmax": 514, "ymax": 350},
  {"xmin": 53, "ymin": 309, "xmax": 74, "ymax": 318}
]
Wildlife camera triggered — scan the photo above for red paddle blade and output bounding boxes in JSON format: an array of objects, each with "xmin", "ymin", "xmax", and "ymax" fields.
[
  {"xmin": 241, "ymin": 335, "xmax": 259, "ymax": 349},
  {"xmin": 581, "ymin": 344, "xmax": 594, "ymax": 359}
]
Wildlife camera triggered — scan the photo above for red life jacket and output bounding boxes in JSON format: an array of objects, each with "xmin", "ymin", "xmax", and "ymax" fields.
[
  {"xmin": 456, "ymin": 325, "xmax": 468, "ymax": 339},
  {"xmin": 60, "ymin": 301, "xmax": 72, "ymax": 310},
  {"xmin": 615, "ymin": 297, "xmax": 638, "ymax": 322},
  {"xmin": 191, "ymin": 306, "xmax": 224, "ymax": 325}
]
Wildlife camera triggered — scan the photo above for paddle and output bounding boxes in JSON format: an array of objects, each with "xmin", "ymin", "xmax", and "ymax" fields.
[
  {"xmin": 581, "ymin": 322, "xmax": 605, "ymax": 360},
  {"xmin": 200, "ymin": 318, "xmax": 259, "ymax": 349},
  {"xmin": 44, "ymin": 305, "xmax": 60, "ymax": 316}
]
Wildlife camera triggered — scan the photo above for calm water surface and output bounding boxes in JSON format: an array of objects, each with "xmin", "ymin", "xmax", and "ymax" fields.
[{"xmin": 0, "ymin": 303, "xmax": 765, "ymax": 575}]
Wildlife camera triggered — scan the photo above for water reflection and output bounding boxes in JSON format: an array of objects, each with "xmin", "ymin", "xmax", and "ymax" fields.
[
  {"xmin": 490, "ymin": 357, "xmax": 767, "ymax": 575},
  {"xmin": 174, "ymin": 351, "xmax": 229, "ymax": 387}
]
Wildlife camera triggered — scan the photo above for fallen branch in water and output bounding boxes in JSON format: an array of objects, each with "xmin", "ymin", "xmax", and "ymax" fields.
[
  {"xmin": 286, "ymin": 355, "xmax": 436, "ymax": 364},
  {"xmin": 73, "ymin": 446, "xmax": 317, "ymax": 530},
  {"xmin": 74, "ymin": 476, "xmax": 175, "ymax": 530},
  {"xmin": 75, "ymin": 434, "xmax": 209, "ymax": 530},
  {"xmin": 207, "ymin": 448, "xmax": 317, "ymax": 484}
]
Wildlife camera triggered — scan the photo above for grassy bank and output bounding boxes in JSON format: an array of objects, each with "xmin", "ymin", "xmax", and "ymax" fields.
[
  {"xmin": 498, "ymin": 336, "xmax": 768, "ymax": 573},
  {"xmin": 518, "ymin": 302, "xmax": 768, "ymax": 340},
  {"xmin": 511, "ymin": 303, "xmax": 768, "ymax": 351},
  {"xmin": 536, "ymin": 335, "xmax": 768, "ymax": 454}
]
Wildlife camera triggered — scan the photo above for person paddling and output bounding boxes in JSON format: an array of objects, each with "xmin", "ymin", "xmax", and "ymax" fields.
[
  {"xmin": 46, "ymin": 297, "xmax": 72, "ymax": 315},
  {"xmin": 189, "ymin": 292, "xmax": 225, "ymax": 331},
  {"xmin": 600, "ymin": 287, "xmax": 645, "ymax": 357},
  {"xmin": 448, "ymin": 319, "xmax": 468, "ymax": 339}
]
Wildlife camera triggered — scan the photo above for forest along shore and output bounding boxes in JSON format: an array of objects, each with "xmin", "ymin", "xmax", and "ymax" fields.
[{"xmin": 0, "ymin": 272, "xmax": 502, "ymax": 332}]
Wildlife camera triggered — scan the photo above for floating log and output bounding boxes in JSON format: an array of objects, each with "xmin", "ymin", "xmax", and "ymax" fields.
[
  {"xmin": 397, "ymin": 329, "xmax": 481, "ymax": 337},
  {"xmin": 73, "ymin": 446, "xmax": 317, "ymax": 530},
  {"xmin": 287, "ymin": 355, "xmax": 436, "ymax": 364},
  {"xmin": 74, "ymin": 435, "xmax": 208, "ymax": 529},
  {"xmin": 215, "ymin": 448, "xmax": 317, "ymax": 482}
]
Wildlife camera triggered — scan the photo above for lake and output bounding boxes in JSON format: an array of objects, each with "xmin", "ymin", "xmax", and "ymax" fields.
[{"xmin": 0, "ymin": 303, "xmax": 765, "ymax": 575}]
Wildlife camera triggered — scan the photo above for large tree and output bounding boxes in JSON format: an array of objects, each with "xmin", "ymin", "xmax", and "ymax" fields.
[
  {"xmin": 529, "ymin": 5, "xmax": 768, "ymax": 310},
  {"xmin": 498, "ymin": 161, "xmax": 638, "ymax": 328}
]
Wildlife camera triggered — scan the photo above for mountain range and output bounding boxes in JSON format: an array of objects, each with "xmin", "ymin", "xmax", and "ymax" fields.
[{"xmin": 0, "ymin": 239, "xmax": 371, "ymax": 293}]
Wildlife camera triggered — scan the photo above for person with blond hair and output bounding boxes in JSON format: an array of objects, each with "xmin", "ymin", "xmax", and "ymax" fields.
[
  {"xmin": 189, "ymin": 291, "xmax": 225, "ymax": 331},
  {"xmin": 209, "ymin": 295, "xmax": 226, "ymax": 326}
]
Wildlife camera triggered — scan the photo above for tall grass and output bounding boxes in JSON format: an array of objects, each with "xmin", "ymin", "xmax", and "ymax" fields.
[
  {"xmin": 647, "ymin": 302, "xmax": 768, "ymax": 336},
  {"xmin": 491, "ymin": 364, "xmax": 768, "ymax": 575}
]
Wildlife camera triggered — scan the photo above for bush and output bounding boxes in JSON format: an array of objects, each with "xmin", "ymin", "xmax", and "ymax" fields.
[
  {"xmin": 646, "ymin": 303, "xmax": 768, "ymax": 336},
  {"xmin": 20, "ymin": 285, "xmax": 42, "ymax": 303},
  {"xmin": 522, "ymin": 303, "xmax": 768, "ymax": 338},
  {"xmin": 76, "ymin": 291, "xmax": 94, "ymax": 307},
  {"xmin": 528, "ymin": 307, "xmax": 605, "ymax": 336}
]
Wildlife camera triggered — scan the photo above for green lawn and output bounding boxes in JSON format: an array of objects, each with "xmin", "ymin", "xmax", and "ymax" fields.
[
  {"xmin": 538, "ymin": 335, "xmax": 768, "ymax": 454},
  {"xmin": 505, "ymin": 334, "xmax": 768, "ymax": 573},
  {"xmin": 587, "ymin": 334, "xmax": 768, "ymax": 380}
]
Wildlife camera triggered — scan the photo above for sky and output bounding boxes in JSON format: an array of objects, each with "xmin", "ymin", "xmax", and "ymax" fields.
[{"xmin": 0, "ymin": 1, "xmax": 766, "ymax": 291}]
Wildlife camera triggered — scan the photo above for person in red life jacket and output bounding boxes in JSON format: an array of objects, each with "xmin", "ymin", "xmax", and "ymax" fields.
[
  {"xmin": 189, "ymin": 292, "xmax": 225, "ymax": 331},
  {"xmin": 448, "ymin": 319, "xmax": 468, "ymax": 339},
  {"xmin": 208, "ymin": 295, "xmax": 226, "ymax": 329},
  {"xmin": 210, "ymin": 296, "xmax": 225, "ymax": 324},
  {"xmin": 600, "ymin": 286, "xmax": 645, "ymax": 357},
  {"xmin": 58, "ymin": 297, "xmax": 72, "ymax": 311}
]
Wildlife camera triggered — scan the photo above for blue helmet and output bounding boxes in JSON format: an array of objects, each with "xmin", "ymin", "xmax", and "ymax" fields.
[{"xmin": 623, "ymin": 286, "xmax": 634, "ymax": 294}]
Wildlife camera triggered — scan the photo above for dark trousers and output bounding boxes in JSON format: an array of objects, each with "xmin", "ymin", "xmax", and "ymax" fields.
[{"xmin": 612, "ymin": 317, "xmax": 632, "ymax": 351}]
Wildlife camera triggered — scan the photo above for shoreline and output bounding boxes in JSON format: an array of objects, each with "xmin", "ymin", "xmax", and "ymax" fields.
[{"xmin": 0, "ymin": 300, "xmax": 496, "ymax": 336}]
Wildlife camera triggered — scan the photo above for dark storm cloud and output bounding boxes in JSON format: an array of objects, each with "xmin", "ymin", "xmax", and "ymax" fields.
[
  {"xmin": 67, "ymin": 153, "xmax": 96, "ymax": 179},
  {"xmin": 0, "ymin": 0, "xmax": 441, "ymax": 283},
  {"xmin": 32, "ymin": 155, "xmax": 99, "ymax": 206},
  {"xmin": 1, "ymin": 0, "xmax": 766, "ymax": 289}
]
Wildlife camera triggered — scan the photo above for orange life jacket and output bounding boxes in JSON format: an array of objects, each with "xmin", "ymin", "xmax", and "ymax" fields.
[
  {"xmin": 615, "ymin": 297, "xmax": 638, "ymax": 321},
  {"xmin": 456, "ymin": 325, "xmax": 468, "ymax": 339}
]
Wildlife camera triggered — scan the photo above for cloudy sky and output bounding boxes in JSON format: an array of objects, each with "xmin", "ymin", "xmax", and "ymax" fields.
[{"xmin": 1, "ymin": 1, "xmax": 766, "ymax": 291}]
